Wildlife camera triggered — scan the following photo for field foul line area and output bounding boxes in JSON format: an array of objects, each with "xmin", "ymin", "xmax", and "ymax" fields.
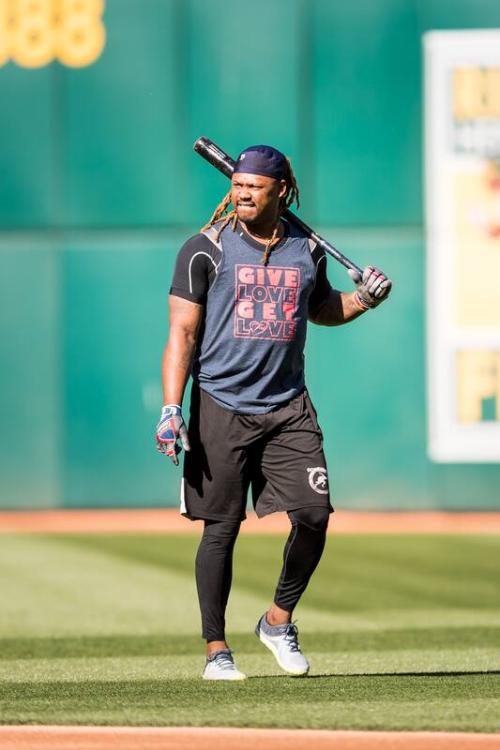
[
  {"xmin": 0, "ymin": 508, "xmax": 499, "ymax": 534},
  {"xmin": 0, "ymin": 727, "xmax": 499, "ymax": 750}
]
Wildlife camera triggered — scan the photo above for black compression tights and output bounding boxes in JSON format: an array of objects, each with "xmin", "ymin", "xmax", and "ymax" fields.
[{"xmin": 195, "ymin": 507, "xmax": 330, "ymax": 642}]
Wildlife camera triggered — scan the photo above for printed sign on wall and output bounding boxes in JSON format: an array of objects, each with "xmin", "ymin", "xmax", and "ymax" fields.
[
  {"xmin": 0, "ymin": 0, "xmax": 105, "ymax": 68},
  {"xmin": 425, "ymin": 30, "xmax": 500, "ymax": 462}
]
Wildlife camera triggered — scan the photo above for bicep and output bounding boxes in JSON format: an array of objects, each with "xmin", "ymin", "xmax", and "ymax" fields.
[{"xmin": 308, "ymin": 253, "xmax": 334, "ymax": 318}]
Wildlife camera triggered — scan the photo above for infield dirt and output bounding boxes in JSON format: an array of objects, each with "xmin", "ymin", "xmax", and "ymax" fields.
[{"xmin": 1, "ymin": 726, "xmax": 500, "ymax": 750}]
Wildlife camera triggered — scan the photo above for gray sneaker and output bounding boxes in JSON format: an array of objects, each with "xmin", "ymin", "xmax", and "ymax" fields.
[
  {"xmin": 255, "ymin": 615, "xmax": 310, "ymax": 676},
  {"xmin": 202, "ymin": 649, "xmax": 246, "ymax": 681}
]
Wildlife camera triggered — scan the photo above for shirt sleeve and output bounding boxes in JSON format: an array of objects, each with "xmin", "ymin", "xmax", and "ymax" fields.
[
  {"xmin": 308, "ymin": 247, "xmax": 333, "ymax": 314},
  {"xmin": 169, "ymin": 234, "xmax": 220, "ymax": 304}
]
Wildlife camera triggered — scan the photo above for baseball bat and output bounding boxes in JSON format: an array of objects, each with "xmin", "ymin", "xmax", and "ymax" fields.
[{"xmin": 193, "ymin": 136, "xmax": 363, "ymax": 276}]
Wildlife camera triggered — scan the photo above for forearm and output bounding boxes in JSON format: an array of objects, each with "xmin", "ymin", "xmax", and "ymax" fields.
[
  {"xmin": 161, "ymin": 328, "xmax": 198, "ymax": 405},
  {"xmin": 309, "ymin": 290, "xmax": 367, "ymax": 327}
]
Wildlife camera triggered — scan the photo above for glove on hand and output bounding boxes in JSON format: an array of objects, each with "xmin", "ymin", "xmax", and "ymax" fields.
[
  {"xmin": 156, "ymin": 404, "xmax": 190, "ymax": 466},
  {"xmin": 348, "ymin": 266, "xmax": 392, "ymax": 309}
]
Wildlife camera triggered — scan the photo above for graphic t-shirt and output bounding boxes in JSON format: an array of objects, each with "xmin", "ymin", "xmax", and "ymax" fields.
[{"xmin": 170, "ymin": 220, "xmax": 332, "ymax": 414}]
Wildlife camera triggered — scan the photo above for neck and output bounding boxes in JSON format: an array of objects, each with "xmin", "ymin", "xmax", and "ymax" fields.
[{"xmin": 239, "ymin": 218, "xmax": 282, "ymax": 245}]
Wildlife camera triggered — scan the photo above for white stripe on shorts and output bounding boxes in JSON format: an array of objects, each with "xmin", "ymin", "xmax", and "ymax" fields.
[{"xmin": 180, "ymin": 478, "xmax": 187, "ymax": 515}]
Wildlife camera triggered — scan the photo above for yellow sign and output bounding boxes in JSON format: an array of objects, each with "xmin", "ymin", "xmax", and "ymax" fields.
[
  {"xmin": 0, "ymin": 0, "xmax": 105, "ymax": 68},
  {"xmin": 453, "ymin": 67, "xmax": 500, "ymax": 120},
  {"xmin": 454, "ymin": 166, "xmax": 500, "ymax": 328}
]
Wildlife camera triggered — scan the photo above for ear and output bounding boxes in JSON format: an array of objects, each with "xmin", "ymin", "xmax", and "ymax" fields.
[{"xmin": 278, "ymin": 179, "xmax": 288, "ymax": 199}]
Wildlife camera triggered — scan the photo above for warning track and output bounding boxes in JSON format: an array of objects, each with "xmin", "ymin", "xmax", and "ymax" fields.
[{"xmin": 0, "ymin": 508, "xmax": 499, "ymax": 534}]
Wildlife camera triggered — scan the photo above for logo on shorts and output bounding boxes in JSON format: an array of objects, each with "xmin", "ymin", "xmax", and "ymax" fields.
[{"xmin": 307, "ymin": 467, "xmax": 329, "ymax": 495}]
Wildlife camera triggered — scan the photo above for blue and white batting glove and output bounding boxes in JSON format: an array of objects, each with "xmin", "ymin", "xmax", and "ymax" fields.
[
  {"xmin": 156, "ymin": 404, "xmax": 190, "ymax": 466},
  {"xmin": 348, "ymin": 265, "xmax": 392, "ymax": 309}
]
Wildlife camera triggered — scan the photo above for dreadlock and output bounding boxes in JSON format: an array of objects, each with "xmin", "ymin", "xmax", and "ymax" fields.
[{"xmin": 201, "ymin": 156, "xmax": 300, "ymax": 266}]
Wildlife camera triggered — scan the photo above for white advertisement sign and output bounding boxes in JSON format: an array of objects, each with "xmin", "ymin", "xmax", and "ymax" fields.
[{"xmin": 425, "ymin": 30, "xmax": 500, "ymax": 462}]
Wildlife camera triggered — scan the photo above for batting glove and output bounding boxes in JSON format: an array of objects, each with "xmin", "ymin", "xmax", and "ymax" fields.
[
  {"xmin": 348, "ymin": 266, "xmax": 392, "ymax": 309},
  {"xmin": 156, "ymin": 404, "xmax": 190, "ymax": 466}
]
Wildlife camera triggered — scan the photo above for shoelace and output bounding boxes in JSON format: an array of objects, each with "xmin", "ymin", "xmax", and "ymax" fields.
[
  {"xmin": 209, "ymin": 650, "xmax": 235, "ymax": 670},
  {"xmin": 283, "ymin": 623, "xmax": 301, "ymax": 653}
]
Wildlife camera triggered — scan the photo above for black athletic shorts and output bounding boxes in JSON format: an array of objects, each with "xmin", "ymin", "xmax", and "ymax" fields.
[{"xmin": 181, "ymin": 384, "xmax": 333, "ymax": 522}]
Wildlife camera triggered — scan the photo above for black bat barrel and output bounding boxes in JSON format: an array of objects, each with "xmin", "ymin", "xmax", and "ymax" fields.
[{"xmin": 194, "ymin": 137, "xmax": 235, "ymax": 179}]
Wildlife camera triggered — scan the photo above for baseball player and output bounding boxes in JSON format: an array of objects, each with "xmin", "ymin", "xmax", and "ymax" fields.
[{"xmin": 156, "ymin": 145, "xmax": 391, "ymax": 680}]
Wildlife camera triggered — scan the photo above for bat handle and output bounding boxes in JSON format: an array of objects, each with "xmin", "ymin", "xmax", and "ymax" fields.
[
  {"xmin": 317, "ymin": 238, "xmax": 363, "ymax": 277},
  {"xmin": 282, "ymin": 210, "xmax": 363, "ymax": 276}
]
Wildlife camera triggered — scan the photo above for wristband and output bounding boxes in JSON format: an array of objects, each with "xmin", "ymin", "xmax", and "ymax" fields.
[
  {"xmin": 354, "ymin": 291, "xmax": 371, "ymax": 311},
  {"xmin": 162, "ymin": 404, "xmax": 182, "ymax": 414}
]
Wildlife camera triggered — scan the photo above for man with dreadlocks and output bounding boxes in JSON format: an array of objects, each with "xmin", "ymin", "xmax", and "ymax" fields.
[{"xmin": 156, "ymin": 144, "xmax": 391, "ymax": 680}]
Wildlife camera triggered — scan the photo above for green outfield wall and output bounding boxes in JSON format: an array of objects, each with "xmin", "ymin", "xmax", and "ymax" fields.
[{"xmin": 1, "ymin": 0, "xmax": 499, "ymax": 510}]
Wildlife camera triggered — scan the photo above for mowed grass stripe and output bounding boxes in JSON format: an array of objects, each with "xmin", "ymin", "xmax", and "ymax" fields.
[
  {"xmin": 2, "ymin": 673, "xmax": 499, "ymax": 702},
  {"xmin": 0, "ymin": 535, "xmax": 201, "ymax": 637},
  {"xmin": 2, "ymin": 626, "xmax": 500, "ymax": 660},
  {"xmin": 2, "ymin": 534, "xmax": 500, "ymax": 641},
  {"xmin": 1, "ymin": 648, "xmax": 498, "ymax": 683},
  {"xmin": 50, "ymin": 533, "xmax": 500, "ymax": 611},
  {"xmin": 0, "ymin": 534, "xmax": 273, "ymax": 639},
  {"xmin": 0, "ymin": 676, "xmax": 499, "ymax": 731}
]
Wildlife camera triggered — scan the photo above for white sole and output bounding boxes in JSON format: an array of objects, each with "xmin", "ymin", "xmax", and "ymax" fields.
[
  {"xmin": 202, "ymin": 674, "xmax": 247, "ymax": 681},
  {"xmin": 257, "ymin": 630, "xmax": 309, "ymax": 676}
]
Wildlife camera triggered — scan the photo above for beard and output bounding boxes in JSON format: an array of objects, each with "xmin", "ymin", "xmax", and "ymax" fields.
[{"xmin": 236, "ymin": 203, "xmax": 280, "ymax": 229}]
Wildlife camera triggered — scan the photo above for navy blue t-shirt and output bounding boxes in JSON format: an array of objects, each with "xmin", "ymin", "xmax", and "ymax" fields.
[{"xmin": 170, "ymin": 220, "xmax": 332, "ymax": 414}]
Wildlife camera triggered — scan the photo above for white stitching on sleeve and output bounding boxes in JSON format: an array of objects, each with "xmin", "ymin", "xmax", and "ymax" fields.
[{"xmin": 188, "ymin": 252, "xmax": 219, "ymax": 294}]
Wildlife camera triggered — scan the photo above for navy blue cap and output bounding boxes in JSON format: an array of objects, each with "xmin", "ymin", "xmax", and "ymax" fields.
[{"xmin": 233, "ymin": 145, "xmax": 287, "ymax": 180}]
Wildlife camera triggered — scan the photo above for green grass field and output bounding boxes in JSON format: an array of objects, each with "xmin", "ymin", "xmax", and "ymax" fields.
[{"xmin": 1, "ymin": 532, "xmax": 499, "ymax": 731}]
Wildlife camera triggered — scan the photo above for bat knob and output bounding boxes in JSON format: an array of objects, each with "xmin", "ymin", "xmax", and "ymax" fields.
[{"xmin": 193, "ymin": 136, "xmax": 210, "ymax": 154}]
